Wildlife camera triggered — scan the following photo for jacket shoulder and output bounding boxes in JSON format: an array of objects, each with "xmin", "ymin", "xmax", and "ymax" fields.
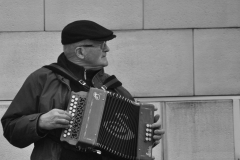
[{"xmin": 28, "ymin": 67, "xmax": 58, "ymax": 82}]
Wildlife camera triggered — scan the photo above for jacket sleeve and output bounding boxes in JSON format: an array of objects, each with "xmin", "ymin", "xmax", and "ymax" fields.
[
  {"xmin": 115, "ymin": 86, "xmax": 135, "ymax": 101},
  {"xmin": 1, "ymin": 72, "xmax": 45, "ymax": 148}
]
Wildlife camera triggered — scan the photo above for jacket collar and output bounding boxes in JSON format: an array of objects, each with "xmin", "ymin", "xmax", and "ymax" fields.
[{"xmin": 57, "ymin": 52, "xmax": 102, "ymax": 81}]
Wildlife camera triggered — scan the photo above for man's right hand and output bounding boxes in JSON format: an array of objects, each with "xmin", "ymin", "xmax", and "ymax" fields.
[{"xmin": 38, "ymin": 109, "xmax": 72, "ymax": 130}]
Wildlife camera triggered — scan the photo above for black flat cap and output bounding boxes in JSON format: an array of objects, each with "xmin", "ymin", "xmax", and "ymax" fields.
[{"xmin": 61, "ymin": 20, "xmax": 116, "ymax": 45}]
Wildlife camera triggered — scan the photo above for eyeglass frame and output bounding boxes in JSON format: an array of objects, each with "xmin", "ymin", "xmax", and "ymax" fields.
[{"xmin": 75, "ymin": 41, "xmax": 107, "ymax": 52}]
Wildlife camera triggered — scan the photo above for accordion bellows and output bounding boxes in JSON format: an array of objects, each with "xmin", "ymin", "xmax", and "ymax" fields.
[{"xmin": 60, "ymin": 88, "xmax": 154, "ymax": 160}]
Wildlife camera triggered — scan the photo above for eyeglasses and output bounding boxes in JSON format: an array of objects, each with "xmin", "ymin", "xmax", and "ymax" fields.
[{"xmin": 76, "ymin": 41, "xmax": 107, "ymax": 51}]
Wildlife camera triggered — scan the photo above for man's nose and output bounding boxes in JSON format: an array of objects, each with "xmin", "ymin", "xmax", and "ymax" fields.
[{"xmin": 103, "ymin": 44, "xmax": 110, "ymax": 52}]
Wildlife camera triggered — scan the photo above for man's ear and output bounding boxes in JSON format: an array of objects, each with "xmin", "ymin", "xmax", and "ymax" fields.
[{"xmin": 75, "ymin": 47, "xmax": 85, "ymax": 59}]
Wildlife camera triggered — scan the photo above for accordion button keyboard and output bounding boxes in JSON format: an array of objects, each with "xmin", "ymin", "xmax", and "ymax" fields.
[{"xmin": 145, "ymin": 123, "xmax": 153, "ymax": 142}]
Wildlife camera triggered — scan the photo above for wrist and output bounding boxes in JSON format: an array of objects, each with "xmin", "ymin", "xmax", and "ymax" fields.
[{"xmin": 37, "ymin": 114, "xmax": 48, "ymax": 136}]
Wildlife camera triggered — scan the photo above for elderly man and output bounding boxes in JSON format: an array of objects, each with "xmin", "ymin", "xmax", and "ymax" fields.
[{"xmin": 1, "ymin": 20, "xmax": 164, "ymax": 160}]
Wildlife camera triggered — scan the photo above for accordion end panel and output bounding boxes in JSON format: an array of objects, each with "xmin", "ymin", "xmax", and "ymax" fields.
[
  {"xmin": 60, "ymin": 91, "xmax": 88, "ymax": 146},
  {"xmin": 136, "ymin": 103, "xmax": 155, "ymax": 160},
  {"xmin": 60, "ymin": 89, "xmax": 107, "ymax": 147}
]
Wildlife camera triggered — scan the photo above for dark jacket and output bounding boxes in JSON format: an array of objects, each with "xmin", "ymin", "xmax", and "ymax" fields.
[{"xmin": 1, "ymin": 53, "xmax": 133, "ymax": 160}]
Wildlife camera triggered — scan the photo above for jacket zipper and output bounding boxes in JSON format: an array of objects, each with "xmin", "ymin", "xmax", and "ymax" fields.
[{"xmin": 84, "ymin": 69, "xmax": 87, "ymax": 80}]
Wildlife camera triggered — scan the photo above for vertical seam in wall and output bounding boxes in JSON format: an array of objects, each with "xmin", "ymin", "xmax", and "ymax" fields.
[
  {"xmin": 43, "ymin": 0, "xmax": 45, "ymax": 31},
  {"xmin": 142, "ymin": 0, "xmax": 144, "ymax": 29},
  {"xmin": 192, "ymin": 29, "xmax": 195, "ymax": 96}
]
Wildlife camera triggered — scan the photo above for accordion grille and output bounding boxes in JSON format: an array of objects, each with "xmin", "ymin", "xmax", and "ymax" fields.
[{"xmin": 97, "ymin": 93, "xmax": 140, "ymax": 160}]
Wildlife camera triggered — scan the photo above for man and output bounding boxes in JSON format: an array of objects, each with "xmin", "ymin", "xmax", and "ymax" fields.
[{"xmin": 1, "ymin": 20, "xmax": 165, "ymax": 160}]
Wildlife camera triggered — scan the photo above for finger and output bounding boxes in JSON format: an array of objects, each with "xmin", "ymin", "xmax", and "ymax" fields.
[
  {"xmin": 55, "ymin": 118, "xmax": 71, "ymax": 125},
  {"xmin": 153, "ymin": 140, "xmax": 160, "ymax": 145},
  {"xmin": 154, "ymin": 129, "xmax": 165, "ymax": 135},
  {"xmin": 153, "ymin": 135, "xmax": 163, "ymax": 141},
  {"xmin": 55, "ymin": 109, "xmax": 72, "ymax": 118},
  {"xmin": 153, "ymin": 140, "xmax": 160, "ymax": 148},
  {"xmin": 52, "ymin": 108, "xmax": 66, "ymax": 114},
  {"xmin": 52, "ymin": 123, "xmax": 70, "ymax": 129},
  {"xmin": 56, "ymin": 111, "xmax": 72, "ymax": 121},
  {"xmin": 64, "ymin": 111, "xmax": 72, "ymax": 118},
  {"xmin": 151, "ymin": 122, "xmax": 161, "ymax": 129},
  {"xmin": 154, "ymin": 114, "xmax": 160, "ymax": 123}
]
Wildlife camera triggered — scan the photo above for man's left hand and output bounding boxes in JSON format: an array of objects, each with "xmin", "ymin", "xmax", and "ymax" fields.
[{"xmin": 151, "ymin": 114, "xmax": 165, "ymax": 147}]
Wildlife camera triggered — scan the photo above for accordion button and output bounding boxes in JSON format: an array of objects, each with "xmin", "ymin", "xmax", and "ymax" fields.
[
  {"xmin": 69, "ymin": 107, "xmax": 72, "ymax": 110},
  {"xmin": 72, "ymin": 95, "xmax": 75, "ymax": 98},
  {"xmin": 70, "ymin": 121, "xmax": 73, "ymax": 124},
  {"xmin": 75, "ymin": 98, "xmax": 78, "ymax": 100},
  {"xmin": 70, "ymin": 103, "xmax": 73, "ymax": 106},
  {"xmin": 74, "ymin": 102, "xmax": 77, "ymax": 104},
  {"xmin": 69, "ymin": 125, "xmax": 72, "ymax": 128},
  {"xmin": 67, "ymin": 132, "xmax": 70, "ymax": 136},
  {"xmin": 72, "ymin": 113, "xmax": 75, "ymax": 116},
  {"xmin": 69, "ymin": 111, "xmax": 72, "ymax": 114},
  {"xmin": 63, "ymin": 134, "xmax": 67, "ymax": 138},
  {"xmin": 146, "ymin": 124, "xmax": 149, "ymax": 127},
  {"xmin": 73, "ymin": 105, "xmax": 77, "ymax": 108},
  {"xmin": 145, "ymin": 138, "xmax": 148, "ymax": 141},
  {"xmin": 73, "ymin": 109, "xmax": 76, "ymax": 112},
  {"xmin": 71, "ymin": 99, "xmax": 74, "ymax": 102},
  {"xmin": 64, "ymin": 130, "xmax": 67, "ymax": 133},
  {"xmin": 68, "ymin": 128, "xmax": 72, "ymax": 132}
]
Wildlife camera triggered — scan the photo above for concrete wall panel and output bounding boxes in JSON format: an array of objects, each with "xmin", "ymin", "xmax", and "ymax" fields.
[
  {"xmin": 0, "ymin": 0, "xmax": 44, "ymax": 31},
  {"xmin": 0, "ymin": 102, "xmax": 33, "ymax": 160},
  {"xmin": 164, "ymin": 100, "xmax": 234, "ymax": 160},
  {"xmin": 105, "ymin": 30, "xmax": 193, "ymax": 97},
  {"xmin": 45, "ymin": 0, "xmax": 143, "ymax": 31},
  {"xmin": 0, "ymin": 30, "xmax": 193, "ymax": 100},
  {"xmin": 144, "ymin": 0, "xmax": 240, "ymax": 29},
  {"xmin": 0, "ymin": 32, "xmax": 62, "ymax": 100},
  {"xmin": 194, "ymin": 29, "xmax": 240, "ymax": 95}
]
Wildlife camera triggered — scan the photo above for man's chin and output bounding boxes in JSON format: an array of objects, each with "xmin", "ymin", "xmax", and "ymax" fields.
[{"xmin": 89, "ymin": 64, "xmax": 108, "ymax": 70}]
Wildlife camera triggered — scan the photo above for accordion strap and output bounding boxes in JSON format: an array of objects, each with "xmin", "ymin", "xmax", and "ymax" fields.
[
  {"xmin": 44, "ymin": 64, "xmax": 122, "ymax": 91},
  {"xmin": 102, "ymin": 75, "xmax": 122, "ymax": 90},
  {"xmin": 43, "ymin": 63, "xmax": 90, "ymax": 90}
]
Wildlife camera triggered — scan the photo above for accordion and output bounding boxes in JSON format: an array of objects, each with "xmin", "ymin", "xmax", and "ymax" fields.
[{"xmin": 60, "ymin": 88, "xmax": 154, "ymax": 160}]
